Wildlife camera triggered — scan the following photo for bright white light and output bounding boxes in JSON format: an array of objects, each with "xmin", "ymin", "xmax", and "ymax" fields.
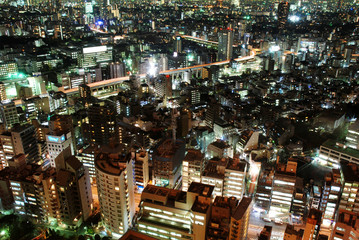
[
  {"xmin": 269, "ymin": 46, "xmax": 280, "ymax": 52},
  {"xmin": 148, "ymin": 60, "xmax": 157, "ymax": 76},
  {"xmin": 173, "ymin": 52, "xmax": 178, "ymax": 57},
  {"xmin": 289, "ymin": 15, "xmax": 300, "ymax": 22}
]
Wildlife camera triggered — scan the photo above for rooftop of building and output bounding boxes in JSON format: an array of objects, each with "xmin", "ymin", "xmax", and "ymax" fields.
[
  {"xmin": 56, "ymin": 169, "xmax": 73, "ymax": 187},
  {"xmin": 337, "ymin": 210, "xmax": 359, "ymax": 228},
  {"xmin": 232, "ymin": 197, "xmax": 252, "ymax": 220},
  {"xmin": 226, "ymin": 158, "xmax": 246, "ymax": 172},
  {"xmin": 322, "ymin": 139, "xmax": 359, "ymax": 159},
  {"xmin": 155, "ymin": 139, "xmax": 185, "ymax": 160},
  {"xmin": 187, "ymin": 182, "xmax": 214, "ymax": 198},
  {"xmin": 191, "ymin": 197, "xmax": 211, "ymax": 214},
  {"xmin": 208, "ymin": 140, "xmax": 229, "ymax": 149},
  {"xmin": 66, "ymin": 156, "xmax": 83, "ymax": 172},
  {"xmin": 184, "ymin": 149, "xmax": 204, "ymax": 162},
  {"xmin": 94, "ymin": 152, "xmax": 127, "ymax": 176},
  {"xmin": 202, "ymin": 158, "xmax": 228, "ymax": 179}
]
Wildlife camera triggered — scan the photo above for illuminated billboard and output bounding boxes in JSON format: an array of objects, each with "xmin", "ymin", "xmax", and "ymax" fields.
[{"xmin": 83, "ymin": 46, "xmax": 107, "ymax": 54}]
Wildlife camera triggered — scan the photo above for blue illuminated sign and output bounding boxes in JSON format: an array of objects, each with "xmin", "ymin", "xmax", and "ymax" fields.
[{"xmin": 48, "ymin": 136, "xmax": 60, "ymax": 143}]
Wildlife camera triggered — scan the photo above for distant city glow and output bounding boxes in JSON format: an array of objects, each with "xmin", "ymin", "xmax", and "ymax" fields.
[{"xmin": 289, "ymin": 15, "xmax": 300, "ymax": 22}]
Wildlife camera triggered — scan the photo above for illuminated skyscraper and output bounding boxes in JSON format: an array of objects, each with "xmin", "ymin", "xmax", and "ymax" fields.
[
  {"xmin": 218, "ymin": 28, "xmax": 234, "ymax": 61},
  {"xmin": 174, "ymin": 36, "xmax": 182, "ymax": 54},
  {"xmin": 277, "ymin": 2, "xmax": 290, "ymax": 29}
]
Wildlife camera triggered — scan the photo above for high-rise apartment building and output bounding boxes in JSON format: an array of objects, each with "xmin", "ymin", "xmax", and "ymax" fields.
[{"xmin": 95, "ymin": 152, "xmax": 135, "ymax": 237}]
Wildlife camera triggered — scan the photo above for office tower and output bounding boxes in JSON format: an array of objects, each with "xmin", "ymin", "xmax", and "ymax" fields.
[
  {"xmin": 207, "ymin": 196, "xmax": 238, "ymax": 240},
  {"xmin": 78, "ymin": 45, "xmax": 113, "ymax": 68},
  {"xmin": 0, "ymin": 124, "xmax": 39, "ymax": 169},
  {"xmin": 88, "ymin": 102, "xmax": 118, "ymax": 146},
  {"xmin": 318, "ymin": 139, "xmax": 359, "ymax": 168},
  {"xmin": 152, "ymin": 138, "xmax": 185, "ymax": 188},
  {"xmin": 109, "ymin": 62, "xmax": 126, "ymax": 79},
  {"xmin": 0, "ymin": 82, "xmax": 6, "ymax": 101},
  {"xmin": 182, "ymin": 150, "xmax": 204, "ymax": 192},
  {"xmin": 0, "ymin": 62, "xmax": 17, "ymax": 78},
  {"xmin": 174, "ymin": 36, "xmax": 182, "ymax": 53},
  {"xmin": 346, "ymin": 120, "xmax": 359, "ymax": 149},
  {"xmin": 259, "ymin": 226, "xmax": 272, "ymax": 240},
  {"xmin": 302, "ymin": 209, "xmax": 322, "ymax": 240},
  {"xmin": 79, "ymin": 84, "xmax": 91, "ymax": 100},
  {"xmin": 331, "ymin": 210, "xmax": 359, "ymax": 240},
  {"xmin": 218, "ymin": 29, "xmax": 234, "ymax": 61},
  {"xmin": 201, "ymin": 157, "xmax": 246, "ymax": 198},
  {"xmin": 269, "ymin": 161, "xmax": 297, "ymax": 216},
  {"xmin": 95, "ymin": 152, "xmax": 135, "ymax": 237},
  {"xmin": 205, "ymin": 101, "xmax": 220, "ymax": 128},
  {"xmin": 223, "ymin": 158, "xmax": 247, "ymax": 199},
  {"xmin": 49, "ymin": 114, "xmax": 76, "ymax": 152},
  {"xmin": 0, "ymin": 101, "xmax": 19, "ymax": 130},
  {"xmin": 177, "ymin": 109, "xmax": 191, "ymax": 138},
  {"xmin": 190, "ymin": 88, "xmax": 201, "ymax": 105},
  {"xmin": 137, "ymin": 182, "xmax": 213, "ymax": 240},
  {"xmin": 229, "ymin": 197, "xmax": 252, "ymax": 240},
  {"xmin": 320, "ymin": 169, "xmax": 342, "ymax": 225},
  {"xmin": 338, "ymin": 163, "xmax": 359, "ymax": 213},
  {"xmin": 278, "ymin": 2, "xmax": 290, "ymax": 29},
  {"xmin": 46, "ymin": 132, "xmax": 73, "ymax": 168},
  {"xmin": 10, "ymin": 124, "xmax": 39, "ymax": 163}
]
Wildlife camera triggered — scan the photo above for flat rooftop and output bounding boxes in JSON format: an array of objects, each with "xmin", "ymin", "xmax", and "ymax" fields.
[
  {"xmin": 94, "ymin": 153, "xmax": 127, "ymax": 176},
  {"xmin": 322, "ymin": 139, "xmax": 359, "ymax": 159},
  {"xmin": 184, "ymin": 149, "xmax": 204, "ymax": 162},
  {"xmin": 187, "ymin": 182, "xmax": 214, "ymax": 198}
]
